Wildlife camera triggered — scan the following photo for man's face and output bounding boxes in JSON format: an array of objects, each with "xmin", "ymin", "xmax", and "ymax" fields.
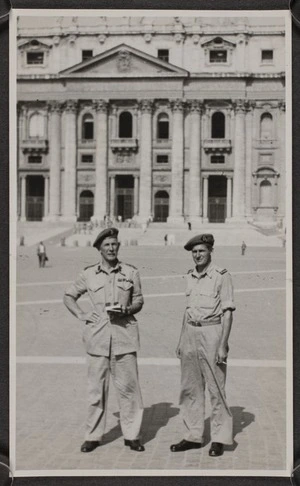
[
  {"xmin": 99, "ymin": 237, "xmax": 120, "ymax": 263},
  {"xmin": 192, "ymin": 244, "xmax": 212, "ymax": 268}
]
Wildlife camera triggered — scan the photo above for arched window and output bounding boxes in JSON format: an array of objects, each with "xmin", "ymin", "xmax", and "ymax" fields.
[
  {"xmin": 82, "ymin": 114, "xmax": 94, "ymax": 140},
  {"xmin": 259, "ymin": 179, "xmax": 272, "ymax": 206},
  {"xmin": 260, "ymin": 113, "xmax": 273, "ymax": 140},
  {"xmin": 79, "ymin": 190, "xmax": 94, "ymax": 222},
  {"xmin": 154, "ymin": 190, "xmax": 169, "ymax": 222},
  {"xmin": 29, "ymin": 113, "xmax": 44, "ymax": 138},
  {"xmin": 211, "ymin": 111, "xmax": 225, "ymax": 138},
  {"xmin": 157, "ymin": 113, "xmax": 169, "ymax": 139},
  {"xmin": 119, "ymin": 111, "xmax": 132, "ymax": 138}
]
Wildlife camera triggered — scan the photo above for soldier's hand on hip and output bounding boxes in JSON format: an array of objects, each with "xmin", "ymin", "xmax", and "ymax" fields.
[{"xmin": 78, "ymin": 310, "xmax": 100, "ymax": 323}]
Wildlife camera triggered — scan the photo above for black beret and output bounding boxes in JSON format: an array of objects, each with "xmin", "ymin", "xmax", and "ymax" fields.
[
  {"xmin": 93, "ymin": 227, "xmax": 119, "ymax": 249},
  {"xmin": 184, "ymin": 234, "xmax": 215, "ymax": 251}
]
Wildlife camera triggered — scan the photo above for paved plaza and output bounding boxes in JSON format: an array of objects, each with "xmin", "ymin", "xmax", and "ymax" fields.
[{"xmin": 14, "ymin": 243, "xmax": 289, "ymax": 474}]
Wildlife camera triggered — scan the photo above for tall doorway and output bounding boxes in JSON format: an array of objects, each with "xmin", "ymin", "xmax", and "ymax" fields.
[
  {"xmin": 26, "ymin": 175, "xmax": 44, "ymax": 221},
  {"xmin": 154, "ymin": 190, "xmax": 169, "ymax": 222},
  {"xmin": 208, "ymin": 175, "xmax": 227, "ymax": 223},
  {"xmin": 79, "ymin": 190, "xmax": 94, "ymax": 221},
  {"xmin": 115, "ymin": 175, "xmax": 134, "ymax": 221}
]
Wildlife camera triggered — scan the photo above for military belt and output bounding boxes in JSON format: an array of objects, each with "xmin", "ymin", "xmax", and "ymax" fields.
[{"xmin": 188, "ymin": 318, "xmax": 221, "ymax": 327}]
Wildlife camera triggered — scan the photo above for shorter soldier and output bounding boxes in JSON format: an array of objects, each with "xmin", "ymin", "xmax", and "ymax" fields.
[
  {"xmin": 171, "ymin": 234, "xmax": 235, "ymax": 457},
  {"xmin": 64, "ymin": 228, "xmax": 145, "ymax": 453}
]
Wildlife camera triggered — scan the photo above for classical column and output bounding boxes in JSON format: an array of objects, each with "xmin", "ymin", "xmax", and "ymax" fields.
[
  {"xmin": 203, "ymin": 175, "xmax": 209, "ymax": 221},
  {"xmin": 134, "ymin": 175, "xmax": 139, "ymax": 216},
  {"xmin": 138, "ymin": 100, "xmax": 153, "ymax": 220},
  {"xmin": 110, "ymin": 175, "xmax": 115, "ymax": 218},
  {"xmin": 62, "ymin": 100, "xmax": 77, "ymax": 221},
  {"xmin": 226, "ymin": 176, "xmax": 232, "ymax": 220},
  {"xmin": 189, "ymin": 100, "xmax": 202, "ymax": 219},
  {"xmin": 93, "ymin": 100, "xmax": 108, "ymax": 222},
  {"xmin": 20, "ymin": 175, "xmax": 26, "ymax": 222},
  {"xmin": 111, "ymin": 105, "xmax": 118, "ymax": 139},
  {"xmin": 245, "ymin": 102, "xmax": 254, "ymax": 220},
  {"xmin": 43, "ymin": 176, "xmax": 49, "ymax": 219},
  {"xmin": 168, "ymin": 99, "xmax": 184, "ymax": 223},
  {"xmin": 46, "ymin": 101, "xmax": 62, "ymax": 221},
  {"xmin": 232, "ymin": 100, "xmax": 246, "ymax": 221},
  {"xmin": 278, "ymin": 101, "xmax": 286, "ymax": 219}
]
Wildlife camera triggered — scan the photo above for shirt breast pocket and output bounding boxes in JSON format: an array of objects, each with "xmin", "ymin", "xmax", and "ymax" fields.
[
  {"xmin": 88, "ymin": 283, "xmax": 105, "ymax": 304},
  {"xmin": 117, "ymin": 280, "xmax": 133, "ymax": 307},
  {"xmin": 193, "ymin": 288, "xmax": 217, "ymax": 309}
]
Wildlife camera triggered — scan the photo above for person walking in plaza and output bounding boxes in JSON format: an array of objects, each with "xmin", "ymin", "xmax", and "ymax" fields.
[
  {"xmin": 64, "ymin": 227, "xmax": 145, "ymax": 453},
  {"xmin": 37, "ymin": 241, "xmax": 47, "ymax": 268},
  {"xmin": 241, "ymin": 241, "xmax": 247, "ymax": 256},
  {"xmin": 170, "ymin": 234, "xmax": 235, "ymax": 457}
]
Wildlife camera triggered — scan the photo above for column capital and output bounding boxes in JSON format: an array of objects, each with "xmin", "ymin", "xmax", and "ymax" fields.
[
  {"xmin": 202, "ymin": 174, "xmax": 209, "ymax": 179},
  {"xmin": 279, "ymin": 100, "xmax": 286, "ymax": 112},
  {"xmin": 17, "ymin": 102, "xmax": 27, "ymax": 116},
  {"xmin": 64, "ymin": 100, "xmax": 78, "ymax": 114},
  {"xmin": 171, "ymin": 99, "xmax": 185, "ymax": 113},
  {"xmin": 47, "ymin": 101, "xmax": 63, "ymax": 114},
  {"xmin": 139, "ymin": 99, "xmax": 153, "ymax": 114},
  {"xmin": 226, "ymin": 174, "xmax": 233, "ymax": 180},
  {"xmin": 233, "ymin": 99, "xmax": 247, "ymax": 114},
  {"xmin": 93, "ymin": 100, "xmax": 108, "ymax": 113},
  {"xmin": 189, "ymin": 99, "xmax": 203, "ymax": 114}
]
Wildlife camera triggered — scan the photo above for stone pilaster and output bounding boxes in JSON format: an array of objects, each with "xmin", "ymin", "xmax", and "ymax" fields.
[
  {"xmin": 168, "ymin": 99, "xmax": 185, "ymax": 223},
  {"xmin": 232, "ymin": 100, "xmax": 246, "ymax": 221},
  {"xmin": 110, "ymin": 175, "xmax": 115, "ymax": 218},
  {"xmin": 278, "ymin": 101, "xmax": 286, "ymax": 219},
  {"xmin": 226, "ymin": 176, "xmax": 233, "ymax": 220},
  {"xmin": 134, "ymin": 175, "xmax": 139, "ymax": 216},
  {"xmin": 93, "ymin": 100, "xmax": 108, "ymax": 222},
  {"xmin": 189, "ymin": 100, "xmax": 202, "ymax": 219},
  {"xmin": 62, "ymin": 100, "xmax": 77, "ymax": 221},
  {"xmin": 20, "ymin": 175, "xmax": 26, "ymax": 222},
  {"xmin": 45, "ymin": 101, "xmax": 62, "ymax": 221},
  {"xmin": 202, "ymin": 175, "xmax": 209, "ymax": 222},
  {"xmin": 138, "ymin": 100, "xmax": 153, "ymax": 221},
  {"xmin": 43, "ymin": 175, "xmax": 49, "ymax": 219},
  {"xmin": 110, "ymin": 104, "xmax": 118, "ymax": 138},
  {"xmin": 245, "ymin": 101, "xmax": 254, "ymax": 221}
]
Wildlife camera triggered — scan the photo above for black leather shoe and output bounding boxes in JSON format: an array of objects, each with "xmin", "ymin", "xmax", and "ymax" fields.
[
  {"xmin": 124, "ymin": 439, "xmax": 145, "ymax": 452},
  {"xmin": 209, "ymin": 442, "xmax": 224, "ymax": 457},
  {"xmin": 80, "ymin": 440, "xmax": 100, "ymax": 453},
  {"xmin": 170, "ymin": 439, "xmax": 202, "ymax": 452}
]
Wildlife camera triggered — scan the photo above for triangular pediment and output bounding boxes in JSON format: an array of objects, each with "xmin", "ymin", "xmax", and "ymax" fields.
[
  {"xmin": 18, "ymin": 39, "xmax": 52, "ymax": 51},
  {"xmin": 59, "ymin": 44, "xmax": 189, "ymax": 78},
  {"xmin": 201, "ymin": 36, "xmax": 236, "ymax": 48}
]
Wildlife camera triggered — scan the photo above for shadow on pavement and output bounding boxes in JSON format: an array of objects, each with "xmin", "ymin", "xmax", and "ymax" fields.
[{"xmin": 224, "ymin": 405, "xmax": 255, "ymax": 452}]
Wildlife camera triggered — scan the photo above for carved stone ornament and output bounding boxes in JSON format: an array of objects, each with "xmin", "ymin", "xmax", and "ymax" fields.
[
  {"xmin": 172, "ymin": 99, "xmax": 185, "ymax": 113},
  {"xmin": 117, "ymin": 49, "xmax": 131, "ymax": 72},
  {"xmin": 174, "ymin": 33, "xmax": 184, "ymax": 43},
  {"xmin": 53, "ymin": 36, "xmax": 60, "ymax": 46},
  {"xmin": 116, "ymin": 154, "xmax": 132, "ymax": 164},
  {"xmin": 153, "ymin": 173, "xmax": 171, "ymax": 184},
  {"xmin": 233, "ymin": 99, "xmax": 246, "ymax": 114},
  {"xmin": 93, "ymin": 100, "xmax": 108, "ymax": 113},
  {"xmin": 144, "ymin": 33, "xmax": 152, "ymax": 43},
  {"xmin": 98, "ymin": 34, "xmax": 106, "ymax": 44},
  {"xmin": 64, "ymin": 100, "xmax": 77, "ymax": 114},
  {"xmin": 48, "ymin": 101, "xmax": 62, "ymax": 113},
  {"xmin": 68, "ymin": 35, "xmax": 76, "ymax": 45},
  {"xmin": 189, "ymin": 100, "xmax": 202, "ymax": 114},
  {"xmin": 192, "ymin": 34, "xmax": 200, "ymax": 45},
  {"xmin": 139, "ymin": 100, "xmax": 153, "ymax": 114}
]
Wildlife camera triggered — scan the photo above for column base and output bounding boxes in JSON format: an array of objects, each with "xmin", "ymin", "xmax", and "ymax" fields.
[
  {"xmin": 20, "ymin": 216, "xmax": 27, "ymax": 222},
  {"xmin": 202, "ymin": 217, "xmax": 209, "ymax": 224},
  {"xmin": 167, "ymin": 216, "xmax": 185, "ymax": 225},
  {"xmin": 59, "ymin": 215, "xmax": 77, "ymax": 223}
]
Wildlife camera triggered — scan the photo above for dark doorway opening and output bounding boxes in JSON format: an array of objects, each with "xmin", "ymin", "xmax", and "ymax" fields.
[
  {"xmin": 26, "ymin": 175, "xmax": 44, "ymax": 221},
  {"xmin": 115, "ymin": 175, "xmax": 134, "ymax": 221},
  {"xmin": 119, "ymin": 112, "xmax": 133, "ymax": 138},
  {"xmin": 154, "ymin": 190, "xmax": 169, "ymax": 222},
  {"xmin": 208, "ymin": 175, "xmax": 227, "ymax": 223},
  {"xmin": 211, "ymin": 112, "xmax": 225, "ymax": 139},
  {"xmin": 79, "ymin": 190, "xmax": 94, "ymax": 222}
]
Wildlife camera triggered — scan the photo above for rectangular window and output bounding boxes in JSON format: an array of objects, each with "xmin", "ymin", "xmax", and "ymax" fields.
[
  {"xmin": 211, "ymin": 155, "xmax": 225, "ymax": 164},
  {"xmin": 261, "ymin": 50, "xmax": 273, "ymax": 62},
  {"xmin": 157, "ymin": 49, "xmax": 169, "ymax": 63},
  {"xmin": 81, "ymin": 154, "xmax": 94, "ymax": 163},
  {"xmin": 209, "ymin": 50, "xmax": 227, "ymax": 63},
  {"xmin": 82, "ymin": 50, "xmax": 93, "ymax": 62},
  {"xmin": 28, "ymin": 155, "xmax": 42, "ymax": 164},
  {"xmin": 26, "ymin": 52, "xmax": 44, "ymax": 65},
  {"xmin": 156, "ymin": 155, "xmax": 169, "ymax": 164}
]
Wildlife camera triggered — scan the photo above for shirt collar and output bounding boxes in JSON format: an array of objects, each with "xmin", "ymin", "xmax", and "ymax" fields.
[
  {"xmin": 192, "ymin": 261, "xmax": 213, "ymax": 279},
  {"xmin": 96, "ymin": 260, "xmax": 121, "ymax": 274}
]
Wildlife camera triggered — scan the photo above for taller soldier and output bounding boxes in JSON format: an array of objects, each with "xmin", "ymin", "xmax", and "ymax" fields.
[
  {"xmin": 171, "ymin": 234, "xmax": 235, "ymax": 457},
  {"xmin": 64, "ymin": 228, "xmax": 145, "ymax": 453}
]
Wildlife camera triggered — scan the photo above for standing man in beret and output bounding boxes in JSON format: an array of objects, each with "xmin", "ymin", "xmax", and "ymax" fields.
[
  {"xmin": 64, "ymin": 227, "xmax": 145, "ymax": 453},
  {"xmin": 170, "ymin": 234, "xmax": 235, "ymax": 457}
]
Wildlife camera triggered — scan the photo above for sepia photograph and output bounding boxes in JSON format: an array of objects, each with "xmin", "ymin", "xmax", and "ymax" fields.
[{"xmin": 10, "ymin": 9, "xmax": 292, "ymax": 477}]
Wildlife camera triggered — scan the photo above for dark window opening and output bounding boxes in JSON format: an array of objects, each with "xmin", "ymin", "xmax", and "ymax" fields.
[
  {"xmin": 82, "ymin": 50, "xmax": 93, "ymax": 62},
  {"xmin": 158, "ymin": 49, "xmax": 169, "ymax": 63},
  {"xmin": 81, "ymin": 154, "xmax": 94, "ymax": 163},
  {"xmin": 211, "ymin": 112, "xmax": 225, "ymax": 139},
  {"xmin": 28, "ymin": 155, "xmax": 42, "ymax": 164},
  {"xmin": 157, "ymin": 113, "xmax": 169, "ymax": 139},
  {"xmin": 27, "ymin": 52, "xmax": 44, "ymax": 65},
  {"xmin": 82, "ymin": 115, "xmax": 94, "ymax": 140},
  {"xmin": 211, "ymin": 155, "xmax": 225, "ymax": 164},
  {"xmin": 119, "ymin": 112, "xmax": 133, "ymax": 138},
  {"xmin": 262, "ymin": 50, "xmax": 273, "ymax": 62},
  {"xmin": 214, "ymin": 37, "xmax": 223, "ymax": 44},
  {"xmin": 156, "ymin": 155, "xmax": 169, "ymax": 164},
  {"xmin": 209, "ymin": 50, "xmax": 227, "ymax": 63}
]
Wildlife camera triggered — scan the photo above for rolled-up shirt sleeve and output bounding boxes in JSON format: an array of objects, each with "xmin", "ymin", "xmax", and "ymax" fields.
[
  {"xmin": 64, "ymin": 271, "xmax": 87, "ymax": 300},
  {"xmin": 130, "ymin": 269, "xmax": 144, "ymax": 314},
  {"xmin": 220, "ymin": 272, "xmax": 236, "ymax": 312}
]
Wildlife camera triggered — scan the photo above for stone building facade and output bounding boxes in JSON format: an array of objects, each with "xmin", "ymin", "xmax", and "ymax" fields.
[{"xmin": 16, "ymin": 16, "xmax": 286, "ymax": 224}]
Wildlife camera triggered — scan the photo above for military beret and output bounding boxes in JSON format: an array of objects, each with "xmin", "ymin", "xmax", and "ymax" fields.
[
  {"xmin": 93, "ymin": 227, "xmax": 119, "ymax": 249},
  {"xmin": 184, "ymin": 233, "xmax": 215, "ymax": 251}
]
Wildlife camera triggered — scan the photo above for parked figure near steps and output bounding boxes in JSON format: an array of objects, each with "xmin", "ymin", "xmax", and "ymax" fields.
[
  {"xmin": 64, "ymin": 228, "xmax": 145, "ymax": 453},
  {"xmin": 171, "ymin": 234, "xmax": 235, "ymax": 457},
  {"xmin": 37, "ymin": 241, "xmax": 46, "ymax": 268},
  {"xmin": 241, "ymin": 241, "xmax": 247, "ymax": 256}
]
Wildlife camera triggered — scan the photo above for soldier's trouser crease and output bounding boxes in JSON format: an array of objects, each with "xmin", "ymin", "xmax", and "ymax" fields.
[{"xmin": 85, "ymin": 352, "xmax": 143, "ymax": 441}]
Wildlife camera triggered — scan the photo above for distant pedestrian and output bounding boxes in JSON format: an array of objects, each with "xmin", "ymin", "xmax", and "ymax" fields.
[
  {"xmin": 241, "ymin": 241, "xmax": 247, "ymax": 256},
  {"xmin": 164, "ymin": 234, "xmax": 168, "ymax": 246},
  {"xmin": 37, "ymin": 241, "xmax": 47, "ymax": 268},
  {"xmin": 187, "ymin": 221, "xmax": 192, "ymax": 231}
]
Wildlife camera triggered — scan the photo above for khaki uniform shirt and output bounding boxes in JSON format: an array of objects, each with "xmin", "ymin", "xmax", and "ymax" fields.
[
  {"xmin": 65, "ymin": 261, "xmax": 144, "ymax": 357},
  {"xmin": 185, "ymin": 262, "xmax": 235, "ymax": 325}
]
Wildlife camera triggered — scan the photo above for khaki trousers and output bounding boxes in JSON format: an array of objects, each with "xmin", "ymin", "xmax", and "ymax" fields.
[
  {"xmin": 85, "ymin": 352, "xmax": 143, "ymax": 441},
  {"xmin": 179, "ymin": 323, "xmax": 233, "ymax": 445}
]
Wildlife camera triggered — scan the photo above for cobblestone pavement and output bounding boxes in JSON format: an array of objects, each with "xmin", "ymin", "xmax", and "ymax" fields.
[{"xmin": 14, "ymin": 245, "xmax": 289, "ymax": 474}]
